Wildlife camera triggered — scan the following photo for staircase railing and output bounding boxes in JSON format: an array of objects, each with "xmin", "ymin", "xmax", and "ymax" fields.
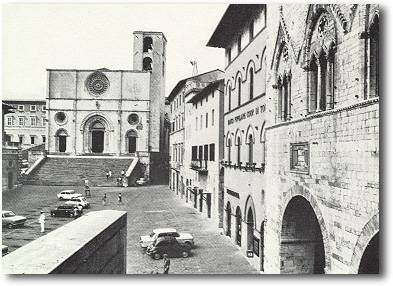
[
  {"xmin": 125, "ymin": 157, "xmax": 139, "ymax": 178},
  {"xmin": 24, "ymin": 154, "xmax": 47, "ymax": 176}
]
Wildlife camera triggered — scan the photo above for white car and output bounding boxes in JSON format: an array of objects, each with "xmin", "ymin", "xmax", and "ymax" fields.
[
  {"xmin": 57, "ymin": 190, "xmax": 83, "ymax": 200},
  {"xmin": 2, "ymin": 211, "xmax": 27, "ymax": 229},
  {"xmin": 65, "ymin": 197, "xmax": 90, "ymax": 209},
  {"xmin": 135, "ymin": 178, "xmax": 147, "ymax": 186},
  {"xmin": 139, "ymin": 228, "xmax": 194, "ymax": 248}
]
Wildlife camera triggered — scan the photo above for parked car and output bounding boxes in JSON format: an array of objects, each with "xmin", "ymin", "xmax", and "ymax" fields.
[
  {"xmin": 2, "ymin": 211, "xmax": 27, "ymax": 229},
  {"xmin": 65, "ymin": 196, "xmax": 90, "ymax": 209},
  {"xmin": 50, "ymin": 205, "xmax": 82, "ymax": 218},
  {"xmin": 146, "ymin": 236, "xmax": 191, "ymax": 260},
  {"xmin": 2, "ymin": 245, "xmax": 9, "ymax": 256},
  {"xmin": 57, "ymin": 190, "xmax": 83, "ymax": 200},
  {"xmin": 135, "ymin": 177, "xmax": 147, "ymax": 186},
  {"xmin": 140, "ymin": 228, "xmax": 194, "ymax": 248},
  {"xmin": 63, "ymin": 201, "xmax": 83, "ymax": 212}
]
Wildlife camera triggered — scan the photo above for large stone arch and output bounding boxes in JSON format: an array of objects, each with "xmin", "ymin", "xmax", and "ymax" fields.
[
  {"xmin": 80, "ymin": 112, "xmax": 114, "ymax": 154},
  {"xmin": 245, "ymin": 195, "xmax": 256, "ymax": 252},
  {"xmin": 278, "ymin": 184, "xmax": 331, "ymax": 272},
  {"xmin": 349, "ymin": 213, "xmax": 379, "ymax": 274}
]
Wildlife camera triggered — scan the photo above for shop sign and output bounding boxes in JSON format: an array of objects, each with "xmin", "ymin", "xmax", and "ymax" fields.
[{"xmin": 228, "ymin": 104, "xmax": 266, "ymax": 125}]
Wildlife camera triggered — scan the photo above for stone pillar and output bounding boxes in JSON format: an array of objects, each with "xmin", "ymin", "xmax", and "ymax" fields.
[
  {"xmin": 287, "ymin": 76, "xmax": 291, "ymax": 119},
  {"xmin": 316, "ymin": 62, "xmax": 322, "ymax": 112},
  {"xmin": 326, "ymin": 60, "xmax": 333, "ymax": 110}
]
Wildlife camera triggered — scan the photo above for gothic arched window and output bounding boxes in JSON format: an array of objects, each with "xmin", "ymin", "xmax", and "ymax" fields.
[
  {"xmin": 307, "ymin": 13, "xmax": 336, "ymax": 113},
  {"xmin": 249, "ymin": 67, "xmax": 254, "ymax": 100}
]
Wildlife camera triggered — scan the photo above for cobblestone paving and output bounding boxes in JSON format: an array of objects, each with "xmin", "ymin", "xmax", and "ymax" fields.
[{"xmin": 2, "ymin": 184, "xmax": 258, "ymax": 274}]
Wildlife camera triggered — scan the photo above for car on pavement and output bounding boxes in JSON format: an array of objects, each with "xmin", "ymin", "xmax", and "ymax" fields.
[
  {"xmin": 139, "ymin": 228, "xmax": 194, "ymax": 248},
  {"xmin": 63, "ymin": 201, "xmax": 83, "ymax": 212},
  {"xmin": 50, "ymin": 205, "xmax": 82, "ymax": 218},
  {"xmin": 64, "ymin": 196, "xmax": 90, "ymax": 209},
  {"xmin": 135, "ymin": 177, "xmax": 147, "ymax": 186},
  {"xmin": 2, "ymin": 211, "xmax": 27, "ymax": 229},
  {"xmin": 2, "ymin": 245, "xmax": 9, "ymax": 256},
  {"xmin": 146, "ymin": 236, "xmax": 191, "ymax": 259},
  {"xmin": 57, "ymin": 190, "xmax": 83, "ymax": 200}
]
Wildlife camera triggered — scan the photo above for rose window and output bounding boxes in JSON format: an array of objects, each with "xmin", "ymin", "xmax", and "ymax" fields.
[{"xmin": 86, "ymin": 72, "xmax": 110, "ymax": 95}]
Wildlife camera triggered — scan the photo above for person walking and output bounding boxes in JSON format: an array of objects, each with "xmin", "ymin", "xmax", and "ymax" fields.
[
  {"xmin": 121, "ymin": 169, "xmax": 125, "ymax": 177},
  {"xmin": 84, "ymin": 178, "xmax": 90, "ymax": 197},
  {"xmin": 38, "ymin": 211, "xmax": 45, "ymax": 233},
  {"xmin": 163, "ymin": 254, "xmax": 170, "ymax": 274},
  {"xmin": 108, "ymin": 170, "xmax": 112, "ymax": 179},
  {"xmin": 102, "ymin": 193, "xmax": 107, "ymax": 206},
  {"xmin": 106, "ymin": 170, "xmax": 110, "ymax": 181},
  {"xmin": 73, "ymin": 206, "xmax": 79, "ymax": 219},
  {"xmin": 118, "ymin": 193, "xmax": 122, "ymax": 205}
]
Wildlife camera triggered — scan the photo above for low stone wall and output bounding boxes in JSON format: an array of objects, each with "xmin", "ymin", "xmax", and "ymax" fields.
[{"xmin": 2, "ymin": 210, "xmax": 127, "ymax": 274}]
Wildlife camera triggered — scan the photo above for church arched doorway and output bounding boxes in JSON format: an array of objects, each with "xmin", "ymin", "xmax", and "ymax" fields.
[
  {"xmin": 126, "ymin": 130, "xmax": 138, "ymax": 154},
  {"xmin": 55, "ymin": 129, "xmax": 68, "ymax": 153},
  {"xmin": 90, "ymin": 121, "xmax": 105, "ymax": 153},
  {"xmin": 280, "ymin": 196, "xmax": 325, "ymax": 274},
  {"xmin": 358, "ymin": 232, "xmax": 379, "ymax": 274}
]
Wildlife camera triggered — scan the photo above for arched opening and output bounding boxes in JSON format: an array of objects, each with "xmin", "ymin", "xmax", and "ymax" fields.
[
  {"xmin": 55, "ymin": 129, "xmax": 68, "ymax": 153},
  {"xmin": 228, "ymin": 85, "xmax": 232, "ymax": 112},
  {"xmin": 143, "ymin": 37, "xmax": 153, "ymax": 52},
  {"xmin": 249, "ymin": 67, "xmax": 254, "ymax": 100},
  {"xmin": 248, "ymin": 134, "xmax": 253, "ymax": 164},
  {"xmin": 309, "ymin": 55, "xmax": 318, "ymax": 112},
  {"xmin": 319, "ymin": 52, "xmax": 327, "ymax": 111},
  {"xmin": 126, "ymin": 130, "xmax": 137, "ymax": 154},
  {"xmin": 368, "ymin": 14, "xmax": 379, "ymax": 98},
  {"xmin": 237, "ymin": 77, "xmax": 242, "ymax": 107},
  {"xmin": 90, "ymin": 121, "xmax": 105, "ymax": 153},
  {"xmin": 143, "ymin": 57, "xmax": 152, "ymax": 71},
  {"xmin": 280, "ymin": 196, "xmax": 325, "ymax": 274},
  {"xmin": 226, "ymin": 201, "xmax": 232, "ymax": 236},
  {"xmin": 236, "ymin": 136, "xmax": 241, "ymax": 165},
  {"xmin": 247, "ymin": 207, "xmax": 254, "ymax": 251},
  {"xmin": 260, "ymin": 221, "xmax": 265, "ymax": 271},
  {"xmin": 358, "ymin": 232, "xmax": 379, "ymax": 274},
  {"xmin": 235, "ymin": 206, "xmax": 242, "ymax": 246}
]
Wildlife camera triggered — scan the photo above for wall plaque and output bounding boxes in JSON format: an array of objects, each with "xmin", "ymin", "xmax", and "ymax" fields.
[{"xmin": 290, "ymin": 142, "xmax": 309, "ymax": 173}]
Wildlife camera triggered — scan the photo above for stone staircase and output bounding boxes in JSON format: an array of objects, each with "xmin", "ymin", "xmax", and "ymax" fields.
[{"xmin": 23, "ymin": 156, "xmax": 136, "ymax": 187}]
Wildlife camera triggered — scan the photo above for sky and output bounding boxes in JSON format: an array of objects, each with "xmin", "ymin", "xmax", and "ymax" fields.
[{"xmin": 1, "ymin": 3, "xmax": 227, "ymax": 100}]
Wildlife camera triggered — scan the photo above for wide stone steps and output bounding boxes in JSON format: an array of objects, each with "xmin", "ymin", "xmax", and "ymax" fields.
[{"xmin": 23, "ymin": 157, "xmax": 135, "ymax": 187}]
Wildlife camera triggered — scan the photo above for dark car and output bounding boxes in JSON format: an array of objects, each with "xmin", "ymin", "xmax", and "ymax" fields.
[
  {"xmin": 146, "ymin": 236, "xmax": 191, "ymax": 260},
  {"xmin": 50, "ymin": 205, "xmax": 82, "ymax": 218}
]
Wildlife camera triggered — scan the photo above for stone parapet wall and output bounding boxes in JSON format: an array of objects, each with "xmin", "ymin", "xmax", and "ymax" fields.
[{"xmin": 2, "ymin": 210, "xmax": 127, "ymax": 274}]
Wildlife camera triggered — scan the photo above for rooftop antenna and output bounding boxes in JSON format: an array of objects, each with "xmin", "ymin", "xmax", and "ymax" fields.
[{"xmin": 190, "ymin": 61, "xmax": 198, "ymax": 76}]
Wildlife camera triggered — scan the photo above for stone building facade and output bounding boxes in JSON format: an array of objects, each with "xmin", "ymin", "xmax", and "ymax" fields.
[
  {"xmin": 168, "ymin": 70, "xmax": 223, "ymax": 197},
  {"xmin": 183, "ymin": 79, "xmax": 225, "ymax": 227},
  {"xmin": 46, "ymin": 31, "xmax": 167, "ymax": 182},
  {"xmin": 207, "ymin": 4, "xmax": 379, "ymax": 274},
  {"xmin": 3, "ymin": 100, "xmax": 47, "ymax": 148}
]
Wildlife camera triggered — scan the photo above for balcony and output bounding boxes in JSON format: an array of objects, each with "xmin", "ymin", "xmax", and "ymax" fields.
[
  {"xmin": 190, "ymin": 160, "xmax": 208, "ymax": 174},
  {"xmin": 220, "ymin": 160, "xmax": 265, "ymax": 173}
]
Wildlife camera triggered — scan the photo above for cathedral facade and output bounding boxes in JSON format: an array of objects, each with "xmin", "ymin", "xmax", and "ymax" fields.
[{"xmin": 46, "ymin": 31, "xmax": 167, "ymax": 182}]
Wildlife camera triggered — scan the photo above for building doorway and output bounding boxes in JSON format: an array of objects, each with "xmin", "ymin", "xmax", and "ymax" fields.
[
  {"xmin": 236, "ymin": 207, "xmax": 242, "ymax": 246},
  {"xmin": 226, "ymin": 201, "xmax": 231, "ymax": 236},
  {"xmin": 280, "ymin": 196, "xmax": 325, "ymax": 274},
  {"xmin": 8, "ymin": 172, "xmax": 13, "ymax": 189},
  {"xmin": 90, "ymin": 121, "xmax": 105, "ymax": 153},
  {"xmin": 247, "ymin": 208, "xmax": 254, "ymax": 252},
  {"xmin": 128, "ymin": 136, "xmax": 136, "ymax": 153},
  {"xmin": 358, "ymin": 232, "xmax": 379, "ymax": 274},
  {"xmin": 55, "ymin": 129, "xmax": 68, "ymax": 153}
]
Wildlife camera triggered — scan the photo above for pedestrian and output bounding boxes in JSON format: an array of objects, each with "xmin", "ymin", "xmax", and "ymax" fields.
[
  {"xmin": 108, "ymin": 169, "xmax": 112, "ymax": 179},
  {"xmin": 73, "ymin": 206, "xmax": 79, "ymax": 219},
  {"xmin": 121, "ymin": 169, "xmax": 125, "ymax": 177},
  {"xmin": 117, "ymin": 177, "xmax": 122, "ymax": 187},
  {"xmin": 38, "ymin": 211, "xmax": 45, "ymax": 233},
  {"xmin": 106, "ymin": 170, "xmax": 110, "ymax": 181},
  {"xmin": 118, "ymin": 192, "xmax": 122, "ymax": 205},
  {"xmin": 84, "ymin": 178, "xmax": 90, "ymax": 197},
  {"xmin": 163, "ymin": 254, "xmax": 170, "ymax": 274},
  {"xmin": 102, "ymin": 193, "xmax": 107, "ymax": 206},
  {"xmin": 122, "ymin": 176, "xmax": 128, "ymax": 188}
]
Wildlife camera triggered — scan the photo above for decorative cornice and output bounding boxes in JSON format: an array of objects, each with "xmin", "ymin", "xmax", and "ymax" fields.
[{"xmin": 266, "ymin": 98, "xmax": 379, "ymax": 131}]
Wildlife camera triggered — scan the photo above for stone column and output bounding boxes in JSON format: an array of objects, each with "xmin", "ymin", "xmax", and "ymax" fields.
[
  {"xmin": 287, "ymin": 76, "xmax": 292, "ymax": 119},
  {"xmin": 316, "ymin": 61, "xmax": 322, "ymax": 112},
  {"xmin": 281, "ymin": 84, "xmax": 286, "ymax": 121},
  {"xmin": 326, "ymin": 60, "xmax": 333, "ymax": 110}
]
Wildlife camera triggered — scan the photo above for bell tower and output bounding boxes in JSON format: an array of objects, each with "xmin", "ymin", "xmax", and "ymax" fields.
[{"xmin": 133, "ymin": 31, "xmax": 167, "ymax": 153}]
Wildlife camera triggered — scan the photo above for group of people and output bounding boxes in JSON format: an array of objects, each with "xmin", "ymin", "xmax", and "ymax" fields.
[
  {"xmin": 101, "ymin": 192, "xmax": 122, "ymax": 206},
  {"xmin": 106, "ymin": 169, "xmax": 127, "ymax": 187}
]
